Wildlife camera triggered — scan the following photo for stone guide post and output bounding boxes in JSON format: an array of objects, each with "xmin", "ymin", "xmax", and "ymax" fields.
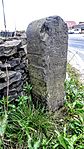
[{"xmin": 26, "ymin": 16, "xmax": 68, "ymax": 111}]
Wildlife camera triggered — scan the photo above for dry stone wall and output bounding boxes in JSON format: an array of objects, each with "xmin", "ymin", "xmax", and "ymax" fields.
[
  {"xmin": 0, "ymin": 34, "xmax": 28, "ymax": 99},
  {"xmin": 26, "ymin": 16, "xmax": 68, "ymax": 111}
]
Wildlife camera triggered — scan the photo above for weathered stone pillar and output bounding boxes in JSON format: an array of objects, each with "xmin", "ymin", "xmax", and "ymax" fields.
[{"xmin": 26, "ymin": 16, "xmax": 68, "ymax": 111}]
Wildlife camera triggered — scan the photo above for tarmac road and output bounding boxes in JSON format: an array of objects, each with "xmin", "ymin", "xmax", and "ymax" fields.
[
  {"xmin": 68, "ymin": 34, "xmax": 84, "ymax": 83},
  {"xmin": 68, "ymin": 34, "xmax": 84, "ymax": 61},
  {"xmin": 69, "ymin": 34, "xmax": 84, "ymax": 49}
]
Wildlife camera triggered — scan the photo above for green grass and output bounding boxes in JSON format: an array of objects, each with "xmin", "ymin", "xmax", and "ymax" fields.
[{"xmin": 0, "ymin": 65, "xmax": 84, "ymax": 148}]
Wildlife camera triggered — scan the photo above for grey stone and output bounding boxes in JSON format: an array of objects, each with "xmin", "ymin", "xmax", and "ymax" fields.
[
  {"xmin": 0, "ymin": 63, "xmax": 11, "ymax": 69},
  {"xmin": 26, "ymin": 16, "xmax": 68, "ymax": 111},
  {"xmin": 0, "ymin": 71, "xmax": 21, "ymax": 90},
  {"xmin": 0, "ymin": 70, "xmax": 15, "ymax": 79},
  {"xmin": 8, "ymin": 58, "xmax": 21, "ymax": 68},
  {"xmin": 27, "ymin": 54, "xmax": 47, "ymax": 67},
  {"xmin": 0, "ymin": 39, "xmax": 22, "ymax": 57},
  {"xmin": 20, "ymin": 44, "xmax": 27, "ymax": 54},
  {"xmin": 28, "ymin": 64, "xmax": 47, "ymax": 81},
  {"xmin": 0, "ymin": 38, "xmax": 4, "ymax": 44},
  {"xmin": 18, "ymin": 50, "xmax": 26, "ymax": 57}
]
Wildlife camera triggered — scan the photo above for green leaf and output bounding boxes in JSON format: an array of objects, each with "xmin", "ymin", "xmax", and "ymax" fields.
[
  {"xmin": 64, "ymin": 124, "xmax": 67, "ymax": 137},
  {"xmin": 65, "ymin": 135, "xmax": 77, "ymax": 148},
  {"xmin": 55, "ymin": 131, "xmax": 68, "ymax": 149},
  {"xmin": 34, "ymin": 138, "xmax": 41, "ymax": 149},
  {"xmin": 53, "ymin": 143, "xmax": 59, "ymax": 148},
  {"xmin": 27, "ymin": 135, "xmax": 33, "ymax": 149},
  {"xmin": 0, "ymin": 111, "xmax": 8, "ymax": 138}
]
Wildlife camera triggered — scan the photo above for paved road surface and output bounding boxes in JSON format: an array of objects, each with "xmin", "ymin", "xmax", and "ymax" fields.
[
  {"xmin": 68, "ymin": 34, "xmax": 84, "ymax": 50},
  {"xmin": 68, "ymin": 34, "xmax": 84, "ymax": 83},
  {"xmin": 68, "ymin": 34, "xmax": 84, "ymax": 61}
]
